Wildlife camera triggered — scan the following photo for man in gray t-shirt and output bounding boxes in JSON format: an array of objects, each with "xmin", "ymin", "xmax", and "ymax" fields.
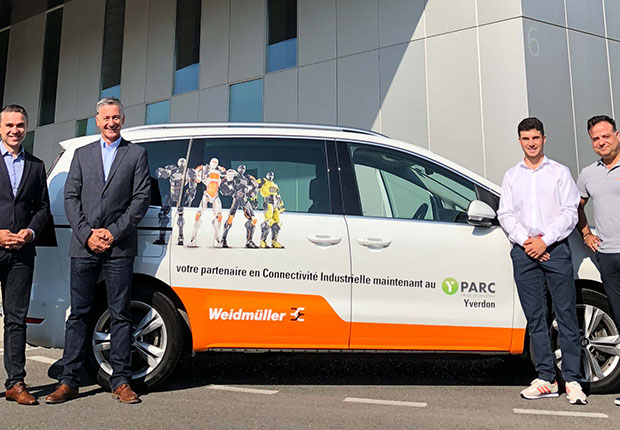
[{"xmin": 577, "ymin": 115, "xmax": 620, "ymax": 406}]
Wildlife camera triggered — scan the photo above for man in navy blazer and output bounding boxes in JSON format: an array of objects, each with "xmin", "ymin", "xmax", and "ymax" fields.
[
  {"xmin": 0, "ymin": 104, "xmax": 50, "ymax": 405},
  {"xmin": 46, "ymin": 97, "xmax": 150, "ymax": 405}
]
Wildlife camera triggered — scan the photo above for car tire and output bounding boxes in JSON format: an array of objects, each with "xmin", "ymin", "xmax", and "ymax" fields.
[
  {"xmin": 85, "ymin": 283, "xmax": 184, "ymax": 391},
  {"xmin": 544, "ymin": 288, "xmax": 620, "ymax": 393}
]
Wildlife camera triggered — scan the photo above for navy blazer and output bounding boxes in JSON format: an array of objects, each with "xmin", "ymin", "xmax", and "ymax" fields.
[
  {"xmin": 0, "ymin": 149, "xmax": 51, "ymax": 258},
  {"xmin": 64, "ymin": 138, "xmax": 150, "ymax": 257}
]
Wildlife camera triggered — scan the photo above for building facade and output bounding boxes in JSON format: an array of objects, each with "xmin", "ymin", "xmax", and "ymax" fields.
[{"xmin": 1, "ymin": 0, "xmax": 619, "ymax": 184}]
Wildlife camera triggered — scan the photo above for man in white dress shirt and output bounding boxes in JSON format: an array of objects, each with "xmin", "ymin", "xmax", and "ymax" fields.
[{"xmin": 497, "ymin": 117, "xmax": 586, "ymax": 405}]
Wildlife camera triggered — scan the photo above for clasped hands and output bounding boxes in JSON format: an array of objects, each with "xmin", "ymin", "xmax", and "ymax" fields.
[
  {"xmin": 0, "ymin": 229, "xmax": 33, "ymax": 250},
  {"xmin": 523, "ymin": 236, "xmax": 550, "ymax": 262},
  {"xmin": 87, "ymin": 228, "xmax": 114, "ymax": 253}
]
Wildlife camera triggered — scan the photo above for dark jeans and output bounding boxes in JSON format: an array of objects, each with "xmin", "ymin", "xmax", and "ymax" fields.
[
  {"xmin": 0, "ymin": 250, "xmax": 34, "ymax": 389},
  {"xmin": 595, "ymin": 252, "xmax": 620, "ymax": 329},
  {"xmin": 59, "ymin": 255, "xmax": 134, "ymax": 391},
  {"xmin": 510, "ymin": 240, "xmax": 582, "ymax": 383}
]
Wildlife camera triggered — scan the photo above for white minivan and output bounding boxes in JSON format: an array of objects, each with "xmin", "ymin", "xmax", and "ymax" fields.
[{"xmin": 29, "ymin": 123, "xmax": 620, "ymax": 392}]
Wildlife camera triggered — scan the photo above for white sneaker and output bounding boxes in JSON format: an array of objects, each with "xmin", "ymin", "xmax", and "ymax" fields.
[
  {"xmin": 615, "ymin": 396, "xmax": 620, "ymax": 406},
  {"xmin": 565, "ymin": 381, "xmax": 587, "ymax": 405},
  {"xmin": 520, "ymin": 379, "xmax": 559, "ymax": 399}
]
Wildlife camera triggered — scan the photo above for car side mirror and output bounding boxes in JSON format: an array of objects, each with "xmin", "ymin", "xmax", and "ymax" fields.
[{"xmin": 467, "ymin": 200, "xmax": 496, "ymax": 227}]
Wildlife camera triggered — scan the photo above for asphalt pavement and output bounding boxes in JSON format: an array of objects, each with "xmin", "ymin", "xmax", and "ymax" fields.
[{"xmin": 0, "ymin": 319, "xmax": 619, "ymax": 429}]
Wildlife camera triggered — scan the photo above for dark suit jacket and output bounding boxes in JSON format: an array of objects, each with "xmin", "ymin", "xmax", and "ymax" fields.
[
  {"xmin": 64, "ymin": 138, "xmax": 151, "ymax": 258},
  {"xmin": 0, "ymin": 149, "xmax": 51, "ymax": 258}
]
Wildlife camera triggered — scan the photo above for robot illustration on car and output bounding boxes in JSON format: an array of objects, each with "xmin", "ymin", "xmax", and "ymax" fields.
[
  {"xmin": 154, "ymin": 157, "xmax": 198, "ymax": 245},
  {"xmin": 257, "ymin": 171, "xmax": 285, "ymax": 248},
  {"xmin": 219, "ymin": 164, "xmax": 259, "ymax": 248},
  {"xmin": 187, "ymin": 157, "xmax": 227, "ymax": 247}
]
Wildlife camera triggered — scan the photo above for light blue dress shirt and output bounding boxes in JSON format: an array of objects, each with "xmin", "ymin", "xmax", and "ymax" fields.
[{"xmin": 100, "ymin": 136, "xmax": 121, "ymax": 181}]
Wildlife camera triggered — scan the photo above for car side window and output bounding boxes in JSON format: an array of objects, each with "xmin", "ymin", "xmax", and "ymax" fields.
[
  {"xmin": 189, "ymin": 137, "xmax": 331, "ymax": 214},
  {"xmin": 348, "ymin": 143, "xmax": 477, "ymax": 223},
  {"xmin": 139, "ymin": 139, "xmax": 191, "ymax": 207}
]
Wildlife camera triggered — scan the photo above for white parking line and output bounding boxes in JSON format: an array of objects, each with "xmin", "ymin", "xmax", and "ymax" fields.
[
  {"xmin": 344, "ymin": 397, "xmax": 427, "ymax": 408},
  {"xmin": 513, "ymin": 408, "xmax": 608, "ymax": 419},
  {"xmin": 207, "ymin": 385, "xmax": 279, "ymax": 395},
  {"xmin": 28, "ymin": 356, "xmax": 58, "ymax": 365}
]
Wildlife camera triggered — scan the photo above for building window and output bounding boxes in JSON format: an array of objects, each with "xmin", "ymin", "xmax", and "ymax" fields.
[
  {"xmin": 0, "ymin": 30, "xmax": 8, "ymax": 107},
  {"xmin": 100, "ymin": 0, "xmax": 125, "ymax": 99},
  {"xmin": 38, "ymin": 7, "xmax": 63, "ymax": 126},
  {"xmin": 230, "ymin": 79, "xmax": 263, "ymax": 122},
  {"xmin": 22, "ymin": 131, "xmax": 35, "ymax": 154},
  {"xmin": 146, "ymin": 100, "xmax": 170, "ymax": 124},
  {"xmin": 47, "ymin": 0, "xmax": 64, "ymax": 8},
  {"xmin": 267, "ymin": 0, "xmax": 297, "ymax": 73},
  {"xmin": 0, "ymin": 1, "xmax": 11, "ymax": 28},
  {"xmin": 173, "ymin": 0, "xmax": 200, "ymax": 95},
  {"xmin": 75, "ymin": 117, "xmax": 97, "ymax": 137}
]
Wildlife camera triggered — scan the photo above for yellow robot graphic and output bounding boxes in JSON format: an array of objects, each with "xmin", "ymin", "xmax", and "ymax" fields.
[{"xmin": 257, "ymin": 171, "xmax": 285, "ymax": 248}]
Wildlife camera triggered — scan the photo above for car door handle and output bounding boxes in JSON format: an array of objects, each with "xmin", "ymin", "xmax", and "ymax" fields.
[
  {"xmin": 357, "ymin": 237, "xmax": 392, "ymax": 249},
  {"xmin": 307, "ymin": 235, "xmax": 342, "ymax": 246}
]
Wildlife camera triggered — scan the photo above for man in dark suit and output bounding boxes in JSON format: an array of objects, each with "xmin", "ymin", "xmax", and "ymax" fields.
[
  {"xmin": 0, "ymin": 104, "xmax": 50, "ymax": 405},
  {"xmin": 46, "ymin": 97, "xmax": 150, "ymax": 404}
]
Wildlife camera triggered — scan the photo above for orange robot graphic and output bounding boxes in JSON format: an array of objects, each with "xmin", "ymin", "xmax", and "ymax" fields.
[{"xmin": 188, "ymin": 158, "xmax": 226, "ymax": 247}]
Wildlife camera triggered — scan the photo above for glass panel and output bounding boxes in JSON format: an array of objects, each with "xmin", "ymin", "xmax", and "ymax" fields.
[
  {"xmin": 100, "ymin": 0, "xmax": 125, "ymax": 95},
  {"xmin": 100, "ymin": 84, "xmax": 121, "ymax": 99},
  {"xmin": 47, "ymin": 0, "xmax": 64, "ymax": 9},
  {"xmin": 0, "ymin": 30, "xmax": 9, "ymax": 106},
  {"xmin": 173, "ymin": 0, "xmax": 200, "ymax": 95},
  {"xmin": 266, "ymin": 37, "xmax": 297, "ymax": 73},
  {"xmin": 0, "ymin": 2, "xmax": 10, "ymax": 32},
  {"xmin": 349, "ymin": 144, "xmax": 477, "ymax": 223},
  {"xmin": 139, "ymin": 139, "xmax": 190, "ymax": 206},
  {"xmin": 22, "ymin": 131, "xmax": 34, "ymax": 154},
  {"xmin": 75, "ymin": 117, "xmax": 97, "ymax": 137},
  {"xmin": 189, "ymin": 137, "xmax": 329, "ymax": 214},
  {"xmin": 145, "ymin": 100, "xmax": 170, "ymax": 124},
  {"xmin": 229, "ymin": 79, "xmax": 263, "ymax": 122},
  {"xmin": 173, "ymin": 63, "xmax": 199, "ymax": 95},
  {"xmin": 267, "ymin": 0, "xmax": 297, "ymax": 72},
  {"xmin": 38, "ymin": 8, "xmax": 63, "ymax": 126}
]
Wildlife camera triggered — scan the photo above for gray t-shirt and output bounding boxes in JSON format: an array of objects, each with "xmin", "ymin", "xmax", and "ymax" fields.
[{"xmin": 577, "ymin": 159, "xmax": 620, "ymax": 253}]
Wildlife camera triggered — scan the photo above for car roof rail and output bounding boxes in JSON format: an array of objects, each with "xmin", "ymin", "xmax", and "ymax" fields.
[{"xmin": 123, "ymin": 122, "xmax": 388, "ymax": 138}]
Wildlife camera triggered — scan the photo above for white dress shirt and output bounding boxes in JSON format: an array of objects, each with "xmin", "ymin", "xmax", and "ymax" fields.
[{"xmin": 497, "ymin": 156, "xmax": 579, "ymax": 246}]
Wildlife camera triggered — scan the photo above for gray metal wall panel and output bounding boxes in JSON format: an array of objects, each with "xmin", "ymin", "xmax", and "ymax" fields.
[
  {"xmin": 171, "ymin": 92, "xmax": 200, "ymax": 123},
  {"xmin": 298, "ymin": 60, "xmax": 336, "ymax": 125},
  {"xmin": 199, "ymin": 85, "xmax": 229, "ymax": 121},
  {"xmin": 32, "ymin": 121, "xmax": 74, "ymax": 167},
  {"xmin": 122, "ymin": 0, "xmax": 149, "ymax": 107},
  {"xmin": 569, "ymin": 30, "xmax": 612, "ymax": 169},
  {"xmin": 123, "ymin": 103, "xmax": 146, "ymax": 128},
  {"xmin": 229, "ymin": 0, "xmax": 265, "ymax": 83},
  {"xmin": 522, "ymin": 0, "xmax": 565, "ymax": 26},
  {"xmin": 264, "ymin": 69, "xmax": 298, "ymax": 123},
  {"xmin": 477, "ymin": 0, "xmax": 521, "ymax": 25},
  {"xmin": 4, "ymin": 15, "xmax": 45, "ymax": 123},
  {"xmin": 426, "ymin": 28, "xmax": 484, "ymax": 174},
  {"xmin": 523, "ymin": 19, "xmax": 577, "ymax": 174},
  {"xmin": 298, "ymin": 0, "xmax": 336, "ymax": 66},
  {"xmin": 566, "ymin": 0, "xmax": 605, "ymax": 36},
  {"xmin": 337, "ymin": 50, "xmax": 380, "ymax": 130},
  {"xmin": 378, "ymin": 0, "xmax": 425, "ymax": 47},
  {"xmin": 605, "ymin": 0, "xmax": 620, "ymax": 40},
  {"xmin": 145, "ymin": 0, "xmax": 175, "ymax": 102},
  {"xmin": 609, "ymin": 40, "xmax": 620, "ymax": 119},
  {"xmin": 379, "ymin": 40, "xmax": 427, "ymax": 148},
  {"xmin": 201, "ymin": 0, "xmax": 230, "ymax": 89},
  {"xmin": 75, "ymin": 0, "xmax": 106, "ymax": 118},
  {"xmin": 425, "ymin": 0, "xmax": 475, "ymax": 37},
  {"xmin": 336, "ymin": 0, "xmax": 378, "ymax": 57},
  {"xmin": 55, "ymin": 1, "xmax": 80, "ymax": 123},
  {"xmin": 479, "ymin": 19, "xmax": 529, "ymax": 184}
]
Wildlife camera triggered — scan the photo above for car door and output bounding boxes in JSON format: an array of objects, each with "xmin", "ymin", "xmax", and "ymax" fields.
[
  {"xmin": 170, "ymin": 136, "xmax": 352, "ymax": 350},
  {"xmin": 340, "ymin": 142, "xmax": 520, "ymax": 352}
]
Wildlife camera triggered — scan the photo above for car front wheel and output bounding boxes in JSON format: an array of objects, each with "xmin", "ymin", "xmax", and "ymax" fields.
[
  {"xmin": 85, "ymin": 284, "xmax": 184, "ymax": 390},
  {"xmin": 550, "ymin": 289, "xmax": 620, "ymax": 393}
]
